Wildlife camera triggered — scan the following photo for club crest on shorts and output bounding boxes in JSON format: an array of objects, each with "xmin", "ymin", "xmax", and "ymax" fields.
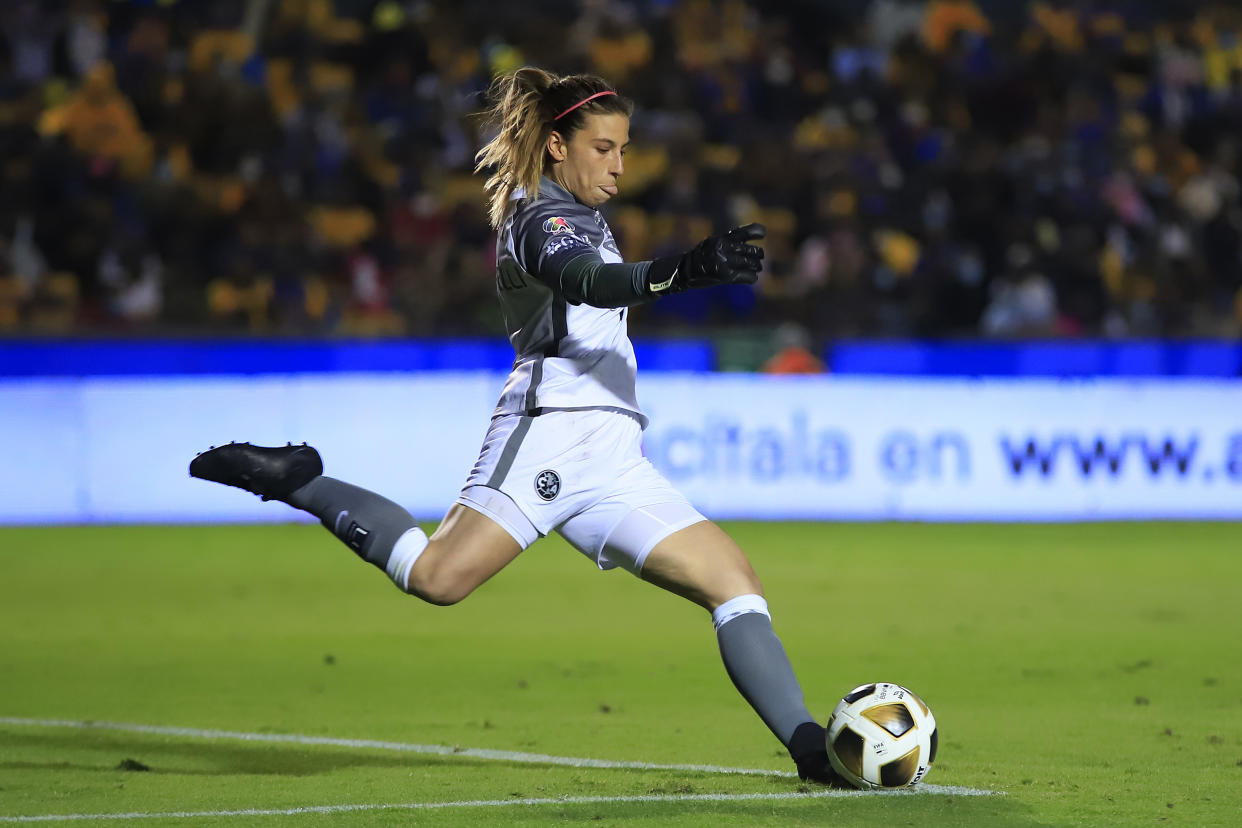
[{"xmin": 534, "ymin": 469, "xmax": 561, "ymax": 501}]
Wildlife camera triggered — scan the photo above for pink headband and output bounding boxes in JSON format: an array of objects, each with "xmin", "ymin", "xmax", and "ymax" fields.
[{"xmin": 554, "ymin": 90, "xmax": 617, "ymax": 121}]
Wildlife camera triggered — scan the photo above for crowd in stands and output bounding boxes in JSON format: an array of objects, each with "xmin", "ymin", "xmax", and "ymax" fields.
[{"xmin": 2, "ymin": 0, "xmax": 1242, "ymax": 345}]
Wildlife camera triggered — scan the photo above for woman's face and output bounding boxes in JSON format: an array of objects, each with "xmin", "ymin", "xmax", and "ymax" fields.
[{"xmin": 547, "ymin": 112, "xmax": 629, "ymax": 209}]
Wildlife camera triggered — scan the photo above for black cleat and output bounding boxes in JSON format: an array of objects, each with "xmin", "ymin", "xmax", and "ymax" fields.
[
  {"xmin": 796, "ymin": 752, "xmax": 851, "ymax": 788},
  {"xmin": 789, "ymin": 721, "xmax": 853, "ymax": 788},
  {"xmin": 189, "ymin": 442, "xmax": 323, "ymax": 502}
]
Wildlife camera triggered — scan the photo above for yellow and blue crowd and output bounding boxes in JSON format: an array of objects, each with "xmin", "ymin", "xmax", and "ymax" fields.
[{"xmin": 1, "ymin": 0, "xmax": 1241, "ymax": 342}]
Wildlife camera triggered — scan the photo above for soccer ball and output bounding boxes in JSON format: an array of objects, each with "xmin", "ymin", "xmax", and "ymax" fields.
[{"xmin": 825, "ymin": 682, "xmax": 938, "ymax": 789}]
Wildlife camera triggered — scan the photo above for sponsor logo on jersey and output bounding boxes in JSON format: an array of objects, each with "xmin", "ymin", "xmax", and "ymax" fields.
[
  {"xmin": 543, "ymin": 216, "xmax": 576, "ymax": 235},
  {"xmin": 534, "ymin": 469, "xmax": 561, "ymax": 501},
  {"xmin": 600, "ymin": 224, "xmax": 621, "ymax": 257},
  {"xmin": 544, "ymin": 235, "xmax": 591, "ymax": 257}
]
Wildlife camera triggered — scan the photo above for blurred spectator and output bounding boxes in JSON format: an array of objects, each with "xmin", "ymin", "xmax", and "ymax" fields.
[
  {"xmin": 42, "ymin": 61, "xmax": 153, "ymax": 177},
  {"xmin": 761, "ymin": 323, "xmax": 826, "ymax": 373},
  {"xmin": 0, "ymin": 0, "xmax": 1240, "ymax": 346}
]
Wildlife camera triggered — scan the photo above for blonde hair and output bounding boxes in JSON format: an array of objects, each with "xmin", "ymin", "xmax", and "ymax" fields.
[{"xmin": 474, "ymin": 67, "xmax": 631, "ymax": 229}]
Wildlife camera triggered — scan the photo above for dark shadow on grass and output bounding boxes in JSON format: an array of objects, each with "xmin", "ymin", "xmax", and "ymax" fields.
[
  {"xmin": 0, "ymin": 729, "xmax": 521, "ymax": 777},
  {"xmin": 0, "ymin": 730, "xmax": 1063, "ymax": 825}
]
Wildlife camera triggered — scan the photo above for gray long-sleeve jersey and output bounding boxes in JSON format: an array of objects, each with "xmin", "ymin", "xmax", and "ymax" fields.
[{"xmin": 491, "ymin": 177, "xmax": 649, "ymax": 427}]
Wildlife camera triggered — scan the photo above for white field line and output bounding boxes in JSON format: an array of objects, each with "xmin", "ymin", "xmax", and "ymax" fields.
[
  {"xmin": 0, "ymin": 715, "xmax": 997, "ymax": 823},
  {"xmin": 0, "ymin": 789, "xmax": 995, "ymax": 824},
  {"xmin": 0, "ymin": 716, "xmax": 789, "ymax": 777}
]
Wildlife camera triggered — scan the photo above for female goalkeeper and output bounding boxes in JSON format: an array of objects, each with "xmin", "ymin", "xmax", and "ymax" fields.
[{"xmin": 191, "ymin": 66, "xmax": 842, "ymax": 786}]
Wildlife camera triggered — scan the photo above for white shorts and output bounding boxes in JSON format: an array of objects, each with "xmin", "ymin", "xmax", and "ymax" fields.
[{"xmin": 456, "ymin": 409, "xmax": 705, "ymax": 573}]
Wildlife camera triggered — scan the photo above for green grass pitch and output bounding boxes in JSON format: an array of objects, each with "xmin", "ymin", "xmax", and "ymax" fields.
[{"xmin": 2, "ymin": 522, "xmax": 1240, "ymax": 826}]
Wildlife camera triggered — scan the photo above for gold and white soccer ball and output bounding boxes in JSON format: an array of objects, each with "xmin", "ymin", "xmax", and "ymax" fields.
[{"xmin": 825, "ymin": 682, "xmax": 938, "ymax": 789}]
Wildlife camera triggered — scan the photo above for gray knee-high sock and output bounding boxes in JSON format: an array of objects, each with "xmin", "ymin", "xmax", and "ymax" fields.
[
  {"xmin": 714, "ymin": 595, "xmax": 817, "ymax": 751},
  {"xmin": 287, "ymin": 476, "xmax": 424, "ymax": 581}
]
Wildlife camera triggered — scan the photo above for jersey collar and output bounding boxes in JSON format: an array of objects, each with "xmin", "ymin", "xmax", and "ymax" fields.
[{"xmin": 539, "ymin": 176, "xmax": 579, "ymax": 206}]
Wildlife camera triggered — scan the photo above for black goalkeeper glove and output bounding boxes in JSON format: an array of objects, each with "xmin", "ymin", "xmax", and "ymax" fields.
[{"xmin": 646, "ymin": 223, "xmax": 766, "ymax": 295}]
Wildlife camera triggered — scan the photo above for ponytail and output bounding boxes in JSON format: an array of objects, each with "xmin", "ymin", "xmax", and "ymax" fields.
[{"xmin": 475, "ymin": 68, "xmax": 631, "ymax": 228}]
